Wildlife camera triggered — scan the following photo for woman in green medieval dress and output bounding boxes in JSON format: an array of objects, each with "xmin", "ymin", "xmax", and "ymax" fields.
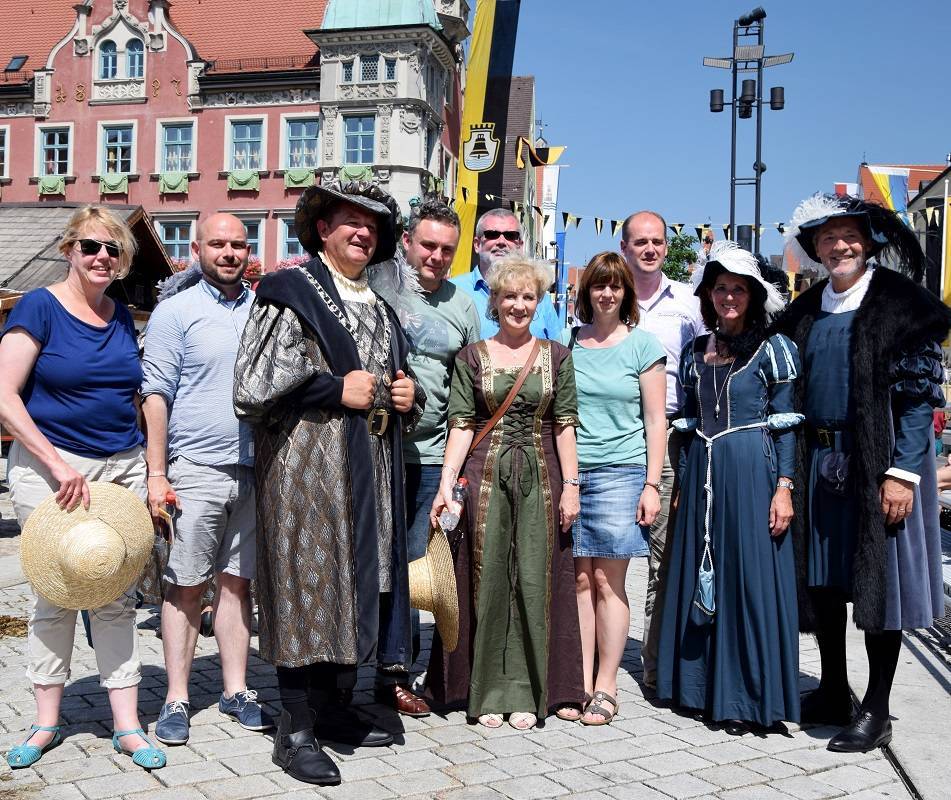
[{"xmin": 427, "ymin": 255, "xmax": 584, "ymax": 731}]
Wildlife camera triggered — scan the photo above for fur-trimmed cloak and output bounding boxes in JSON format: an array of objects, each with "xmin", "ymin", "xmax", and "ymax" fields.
[{"xmin": 776, "ymin": 267, "xmax": 951, "ymax": 632}]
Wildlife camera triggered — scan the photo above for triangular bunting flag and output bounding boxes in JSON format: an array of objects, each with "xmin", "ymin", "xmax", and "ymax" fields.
[
  {"xmin": 670, "ymin": 223, "xmax": 684, "ymax": 235},
  {"xmin": 574, "ymin": 216, "xmax": 583, "ymax": 229},
  {"xmin": 562, "ymin": 211, "xmax": 570, "ymax": 228},
  {"xmin": 722, "ymin": 224, "xmax": 732, "ymax": 240},
  {"xmin": 594, "ymin": 218, "xmax": 603, "ymax": 235},
  {"xmin": 695, "ymin": 227, "xmax": 705, "ymax": 242},
  {"xmin": 533, "ymin": 205, "xmax": 542, "ymax": 216},
  {"xmin": 759, "ymin": 226, "xmax": 765, "ymax": 236},
  {"xmin": 515, "ymin": 136, "xmax": 567, "ymax": 168},
  {"xmin": 926, "ymin": 207, "xmax": 936, "ymax": 226},
  {"xmin": 461, "ymin": 187, "xmax": 469, "ymax": 203},
  {"xmin": 565, "ymin": 214, "xmax": 579, "ymax": 229},
  {"xmin": 612, "ymin": 219, "xmax": 624, "ymax": 237},
  {"xmin": 543, "ymin": 214, "xmax": 551, "ymax": 228},
  {"xmin": 776, "ymin": 223, "xmax": 785, "ymax": 234}
]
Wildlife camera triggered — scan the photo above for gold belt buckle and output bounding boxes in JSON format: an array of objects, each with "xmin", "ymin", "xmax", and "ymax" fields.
[
  {"xmin": 367, "ymin": 407, "xmax": 389, "ymax": 436},
  {"xmin": 818, "ymin": 428, "xmax": 833, "ymax": 448}
]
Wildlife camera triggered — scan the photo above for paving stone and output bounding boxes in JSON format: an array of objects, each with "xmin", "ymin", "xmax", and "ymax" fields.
[
  {"xmin": 420, "ymin": 724, "xmax": 483, "ymax": 746},
  {"xmin": 668, "ymin": 725, "xmax": 733, "ymax": 747},
  {"xmin": 691, "ymin": 740, "xmax": 764, "ymax": 765},
  {"xmin": 490, "ymin": 774, "xmax": 568, "ymax": 799},
  {"xmin": 776, "ymin": 746, "xmax": 872, "ymax": 773},
  {"xmin": 430, "ymin": 788, "xmax": 506, "ymax": 800},
  {"xmin": 812, "ymin": 764, "xmax": 890, "ymax": 793},
  {"xmin": 19, "ymin": 783, "xmax": 86, "ymax": 799},
  {"xmin": 376, "ymin": 768, "xmax": 459, "ymax": 795},
  {"xmin": 534, "ymin": 746, "xmax": 598, "ymax": 770},
  {"xmin": 219, "ymin": 751, "xmax": 284, "ymax": 776},
  {"xmin": 567, "ymin": 723, "xmax": 630, "ymax": 744},
  {"xmin": 445, "ymin": 760, "xmax": 510, "ymax": 785},
  {"xmin": 521, "ymin": 729, "xmax": 585, "ymax": 750},
  {"xmin": 315, "ymin": 777, "xmax": 396, "ymax": 799},
  {"xmin": 334, "ymin": 756, "xmax": 400, "ymax": 782},
  {"xmin": 720, "ymin": 785, "xmax": 791, "ymax": 800},
  {"xmin": 631, "ymin": 750, "xmax": 713, "ymax": 777},
  {"xmin": 189, "ymin": 733, "xmax": 272, "ymax": 759},
  {"xmin": 197, "ymin": 773, "xmax": 282, "ymax": 799},
  {"xmin": 612, "ymin": 715, "xmax": 677, "ymax": 737},
  {"xmin": 491, "ymin": 753, "xmax": 556, "ymax": 777},
  {"xmin": 75, "ymin": 770, "xmax": 162, "ymax": 799},
  {"xmin": 645, "ymin": 772, "xmax": 720, "ymax": 798},
  {"xmin": 432, "ymin": 742, "xmax": 494, "ymax": 764},
  {"xmin": 35, "ymin": 755, "xmax": 121, "ymax": 784},
  {"xmin": 378, "ymin": 748, "xmax": 451, "ymax": 773},
  {"xmin": 124, "ymin": 788, "xmax": 209, "ymax": 800},
  {"xmin": 769, "ymin": 774, "xmax": 847, "ymax": 799},
  {"xmin": 156, "ymin": 760, "xmax": 235, "ymax": 787},
  {"xmin": 623, "ymin": 733, "xmax": 690, "ymax": 755},
  {"xmin": 574, "ymin": 737, "xmax": 651, "ymax": 764},
  {"xmin": 476, "ymin": 735, "xmax": 542, "ymax": 758},
  {"xmin": 601, "ymin": 783, "xmax": 671, "ymax": 800},
  {"xmin": 587, "ymin": 759, "xmax": 654, "ymax": 784},
  {"xmin": 692, "ymin": 763, "xmax": 767, "ymax": 790},
  {"xmin": 547, "ymin": 766, "xmax": 616, "ymax": 792},
  {"xmin": 746, "ymin": 755, "xmax": 806, "ymax": 779}
]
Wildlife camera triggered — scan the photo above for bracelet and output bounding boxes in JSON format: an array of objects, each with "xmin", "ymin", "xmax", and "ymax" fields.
[
  {"xmin": 147, "ymin": 472, "xmax": 166, "ymax": 478},
  {"xmin": 562, "ymin": 478, "xmax": 580, "ymax": 486},
  {"xmin": 644, "ymin": 481, "xmax": 661, "ymax": 492}
]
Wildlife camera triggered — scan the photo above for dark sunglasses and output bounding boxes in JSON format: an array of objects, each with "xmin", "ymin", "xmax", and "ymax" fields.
[
  {"xmin": 481, "ymin": 229, "xmax": 521, "ymax": 242},
  {"xmin": 77, "ymin": 238, "xmax": 121, "ymax": 258}
]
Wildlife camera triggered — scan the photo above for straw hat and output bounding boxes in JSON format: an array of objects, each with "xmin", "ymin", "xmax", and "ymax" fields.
[
  {"xmin": 20, "ymin": 482, "xmax": 154, "ymax": 610},
  {"xmin": 408, "ymin": 525, "xmax": 459, "ymax": 653}
]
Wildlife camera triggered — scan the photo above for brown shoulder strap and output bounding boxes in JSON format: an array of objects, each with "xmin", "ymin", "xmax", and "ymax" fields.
[{"xmin": 468, "ymin": 338, "xmax": 542, "ymax": 456}]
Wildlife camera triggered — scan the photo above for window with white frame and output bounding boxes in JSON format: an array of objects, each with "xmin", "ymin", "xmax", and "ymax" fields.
[
  {"xmin": 360, "ymin": 56, "xmax": 378, "ymax": 82},
  {"xmin": 344, "ymin": 115, "xmax": 374, "ymax": 164},
  {"xmin": 103, "ymin": 125, "xmax": 133, "ymax": 174},
  {"xmin": 160, "ymin": 221, "xmax": 192, "ymax": 260},
  {"xmin": 243, "ymin": 220, "xmax": 260, "ymax": 257},
  {"xmin": 99, "ymin": 41, "xmax": 117, "ymax": 79},
  {"xmin": 281, "ymin": 219, "xmax": 303, "ymax": 259},
  {"xmin": 230, "ymin": 120, "xmax": 263, "ymax": 170},
  {"xmin": 384, "ymin": 58, "xmax": 397, "ymax": 82},
  {"xmin": 0, "ymin": 128, "xmax": 7, "ymax": 178},
  {"xmin": 341, "ymin": 60, "xmax": 354, "ymax": 83},
  {"xmin": 285, "ymin": 118, "xmax": 319, "ymax": 169},
  {"xmin": 127, "ymin": 39, "xmax": 144, "ymax": 79},
  {"xmin": 160, "ymin": 123, "xmax": 193, "ymax": 172},
  {"xmin": 41, "ymin": 128, "xmax": 69, "ymax": 175}
]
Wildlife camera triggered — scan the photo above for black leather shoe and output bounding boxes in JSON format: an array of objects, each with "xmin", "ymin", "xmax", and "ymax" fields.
[
  {"xmin": 272, "ymin": 711, "xmax": 340, "ymax": 785},
  {"xmin": 827, "ymin": 711, "xmax": 892, "ymax": 753},
  {"xmin": 800, "ymin": 687, "xmax": 854, "ymax": 726},
  {"xmin": 315, "ymin": 705, "xmax": 394, "ymax": 748},
  {"xmin": 723, "ymin": 719, "xmax": 749, "ymax": 736}
]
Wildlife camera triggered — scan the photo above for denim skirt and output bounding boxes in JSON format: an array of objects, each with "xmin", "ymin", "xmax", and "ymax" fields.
[{"xmin": 572, "ymin": 464, "xmax": 649, "ymax": 559}]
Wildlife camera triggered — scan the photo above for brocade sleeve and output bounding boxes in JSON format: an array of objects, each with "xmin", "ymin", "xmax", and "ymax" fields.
[
  {"xmin": 233, "ymin": 301, "xmax": 337, "ymax": 425},
  {"xmin": 553, "ymin": 351, "xmax": 579, "ymax": 426},
  {"xmin": 447, "ymin": 357, "xmax": 477, "ymax": 430},
  {"xmin": 888, "ymin": 341, "xmax": 945, "ymax": 479}
]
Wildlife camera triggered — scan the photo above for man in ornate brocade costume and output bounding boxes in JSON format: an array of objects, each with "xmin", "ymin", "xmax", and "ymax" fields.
[
  {"xmin": 233, "ymin": 181, "xmax": 420, "ymax": 786},
  {"xmin": 778, "ymin": 194, "xmax": 950, "ymax": 754}
]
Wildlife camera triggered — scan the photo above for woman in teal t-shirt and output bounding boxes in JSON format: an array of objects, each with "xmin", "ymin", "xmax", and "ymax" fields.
[{"xmin": 557, "ymin": 252, "xmax": 666, "ymax": 726}]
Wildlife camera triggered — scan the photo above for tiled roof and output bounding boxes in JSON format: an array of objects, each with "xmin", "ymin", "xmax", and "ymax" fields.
[
  {"xmin": 0, "ymin": 1, "xmax": 76, "ymax": 85},
  {"xmin": 168, "ymin": 0, "xmax": 329, "ymax": 71},
  {"xmin": 321, "ymin": 0, "xmax": 441, "ymax": 31}
]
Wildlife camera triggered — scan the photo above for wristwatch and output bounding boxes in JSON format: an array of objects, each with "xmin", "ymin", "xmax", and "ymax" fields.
[{"xmin": 777, "ymin": 478, "xmax": 794, "ymax": 490}]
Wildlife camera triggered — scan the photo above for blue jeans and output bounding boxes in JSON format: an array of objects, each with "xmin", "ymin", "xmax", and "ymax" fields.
[{"xmin": 405, "ymin": 463, "xmax": 442, "ymax": 665}]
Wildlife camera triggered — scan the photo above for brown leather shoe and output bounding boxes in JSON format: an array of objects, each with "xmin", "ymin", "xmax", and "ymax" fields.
[{"xmin": 374, "ymin": 684, "xmax": 430, "ymax": 717}]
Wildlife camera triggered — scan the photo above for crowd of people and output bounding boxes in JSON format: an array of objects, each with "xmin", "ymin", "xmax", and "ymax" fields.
[{"xmin": 0, "ymin": 182, "xmax": 947, "ymax": 786}]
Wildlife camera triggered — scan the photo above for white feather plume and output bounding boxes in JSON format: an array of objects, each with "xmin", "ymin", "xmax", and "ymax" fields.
[
  {"xmin": 783, "ymin": 193, "xmax": 846, "ymax": 269},
  {"xmin": 693, "ymin": 239, "xmax": 785, "ymax": 316}
]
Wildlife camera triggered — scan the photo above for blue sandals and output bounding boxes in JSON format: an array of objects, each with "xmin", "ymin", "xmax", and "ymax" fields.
[
  {"xmin": 112, "ymin": 728, "xmax": 166, "ymax": 770},
  {"xmin": 6, "ymin": 724, "xmax": 63, "ymax": 768}
]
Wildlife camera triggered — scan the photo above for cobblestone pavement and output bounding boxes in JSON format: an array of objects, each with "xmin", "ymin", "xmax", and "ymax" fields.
[{"xmin": 0, "ymin": 551, "xmax": 914, "ymax": 800}]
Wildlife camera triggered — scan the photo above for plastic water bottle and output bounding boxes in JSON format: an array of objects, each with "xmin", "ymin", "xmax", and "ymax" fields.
[{"xmin": 439, "ymin": 477, "xmax": 469, "ymax": 531}]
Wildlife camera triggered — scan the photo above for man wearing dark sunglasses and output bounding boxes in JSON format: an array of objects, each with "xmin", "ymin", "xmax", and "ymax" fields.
[{"xmin": 452, "ymin": 208, "xmax": 561, "ymax": 339}]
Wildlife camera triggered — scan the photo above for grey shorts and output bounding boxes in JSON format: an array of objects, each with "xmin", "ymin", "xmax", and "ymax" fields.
[{"xmin": 163, "ymin": 458, "xmax": 256, "ymax": 586}]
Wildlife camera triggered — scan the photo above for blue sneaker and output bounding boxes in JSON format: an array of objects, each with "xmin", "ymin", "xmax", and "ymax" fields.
[
  {"xmin": 154, "ymin": 700, "xmax": 190, "ymax": 745},
  {"xmin": 219, "ymin": 689, "xmax": 275, "ymax": 731}
]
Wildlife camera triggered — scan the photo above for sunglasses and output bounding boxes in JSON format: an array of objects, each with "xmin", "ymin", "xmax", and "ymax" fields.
[
  {"xmin": 481, "ymin": 229, "xmax": 521, "ymax": 242},
  {"xmin": 77, "ymin": 238, "xmax": 121, "ymax": 258}
]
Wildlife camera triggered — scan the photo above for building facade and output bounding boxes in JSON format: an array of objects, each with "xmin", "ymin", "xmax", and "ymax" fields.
[{"xmin": 0, "ymin": 0, "xmax": 469, "ymax": 271}]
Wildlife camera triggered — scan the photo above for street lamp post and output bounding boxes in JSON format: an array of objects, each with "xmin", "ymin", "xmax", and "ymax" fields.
[{"xmin": 704, "ymin": 7, "xmax": 793, "ymax": 253}]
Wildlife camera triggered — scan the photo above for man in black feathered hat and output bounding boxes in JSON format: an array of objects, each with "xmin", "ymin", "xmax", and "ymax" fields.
[
  {"xmin": 776, "ymin": 194, "xmax": 950, "ymax": 752},
  {"xmin": 233, "ymin": 180, "xmax": 422, "ymax": 785}
]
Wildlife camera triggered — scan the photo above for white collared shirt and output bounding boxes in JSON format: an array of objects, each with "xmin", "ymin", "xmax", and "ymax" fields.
[{"xmin": 637, "ymin": 274, "xmax": 706, "ymax": 416}]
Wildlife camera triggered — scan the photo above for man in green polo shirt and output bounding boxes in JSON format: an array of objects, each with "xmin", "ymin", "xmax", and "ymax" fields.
[{"xmin": 373, "ymin": 200, "xmax": 480, "ymax": 717}]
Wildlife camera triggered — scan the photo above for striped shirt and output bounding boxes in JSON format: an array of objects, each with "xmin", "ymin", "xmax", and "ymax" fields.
[{"xmin": 141, "ymin": 278, "xmax": 254, "ymax": 466}]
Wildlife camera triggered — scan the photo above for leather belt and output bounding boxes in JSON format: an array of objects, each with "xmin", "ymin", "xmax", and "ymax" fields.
[
  {"xmin": 808, "ymin": 425, "xmax": 849, "ymax": 449},
  {"xmin": 367, "ymin": 407, "xmax": 390, "ymax": 437}
]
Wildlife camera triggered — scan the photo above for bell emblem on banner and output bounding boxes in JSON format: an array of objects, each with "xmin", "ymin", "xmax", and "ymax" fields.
[{"xmin": 463, "ymin": 123, "xmax": 500, "ymax": 172}]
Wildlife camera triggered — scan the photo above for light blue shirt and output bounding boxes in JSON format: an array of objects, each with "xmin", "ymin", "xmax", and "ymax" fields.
[
  {"xmin": 451, "ymin": 268, "xmax": 562, "ymax": 340},
  {"xmin": 141, "ymin": 278, "xmax": 254, "ymax": 466}
]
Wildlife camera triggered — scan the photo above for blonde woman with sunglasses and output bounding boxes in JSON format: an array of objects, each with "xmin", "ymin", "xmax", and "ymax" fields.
[{"xmin": 0, "ymin": 206, "xmax": 166, "ymax": 772}]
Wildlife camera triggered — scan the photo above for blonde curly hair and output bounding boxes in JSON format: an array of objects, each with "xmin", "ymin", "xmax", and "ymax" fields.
[{"xmin": 487, "ymin": 255, "xmax": 555, "ymax": 316}]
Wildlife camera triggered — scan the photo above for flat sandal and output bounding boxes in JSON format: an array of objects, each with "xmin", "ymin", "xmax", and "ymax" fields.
[
  {"xmin": 477, "ymin": 713, "xmax": 503, "ymax": 728},
  {"xmin": 581, "ymin": 691, "xmax": 619, "ymax": 726}
]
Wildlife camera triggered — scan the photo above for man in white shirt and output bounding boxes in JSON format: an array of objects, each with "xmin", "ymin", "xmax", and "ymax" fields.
[{"xmin": 620, "ymin": 210, "xmax": 705, "ymax": 692}]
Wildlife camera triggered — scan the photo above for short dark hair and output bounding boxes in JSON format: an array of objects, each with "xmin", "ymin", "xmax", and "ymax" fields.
[
  {"xmin": 620, "ymin": 210, "xmax": 667, "ymax": 243},
  {"xmin": 406, "ymin": 199, "xmax": 460, "ymax": 238},
  {"xmin": 574, "ymin": 252, "xmax": 640, "ymax": 326}
]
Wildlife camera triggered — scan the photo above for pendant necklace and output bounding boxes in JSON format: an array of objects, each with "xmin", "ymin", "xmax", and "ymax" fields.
[{"xmin": 712, "ymin": 348, "xmax": 735, "ymax": 419}]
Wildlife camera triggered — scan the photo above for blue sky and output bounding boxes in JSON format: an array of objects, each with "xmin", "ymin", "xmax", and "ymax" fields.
[{"xmin": 510, "ymin": 0, "xmax": 951, "ymax": 266}]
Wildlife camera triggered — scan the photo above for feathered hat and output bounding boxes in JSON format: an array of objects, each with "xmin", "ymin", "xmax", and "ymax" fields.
[
  {"xmin": 692, "ymin": 240, "xmax": 785, "ymax": 316},
  {"xmin": 784, "ymin": 193, "xmax": 924, "ymax": 281},
  {"xmin": 295, "ymin": 179, "xmax": 403, "ymax": 265}
]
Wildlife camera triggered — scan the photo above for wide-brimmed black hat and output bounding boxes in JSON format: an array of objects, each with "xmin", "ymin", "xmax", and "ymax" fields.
[
  {"xmin": 786, "ymin": 193, "xmax": 924, "ymax": 280},
  {"xmin": 294, "ymin": 180, "xmax": 403, "ymax": 265}
]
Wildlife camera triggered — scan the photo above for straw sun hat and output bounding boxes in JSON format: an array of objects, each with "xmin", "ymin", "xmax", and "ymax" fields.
[
  {"xmin": 408, "ymin": 525, "xmax": 459, "ymax": 653},
  {"xmin": 20, "ymin": 482, "xmax": 154, "ymax": 610}
]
